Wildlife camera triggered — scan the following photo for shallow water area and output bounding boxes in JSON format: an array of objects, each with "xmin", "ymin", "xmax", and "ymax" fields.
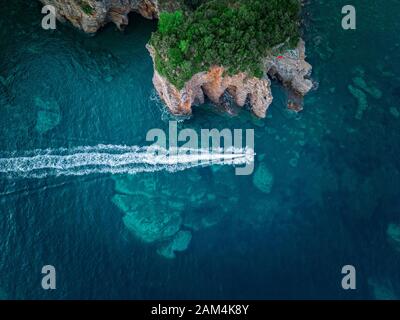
[{"xmin": 0, "ymin": 0, "xmax": 399, "ymax": 299}]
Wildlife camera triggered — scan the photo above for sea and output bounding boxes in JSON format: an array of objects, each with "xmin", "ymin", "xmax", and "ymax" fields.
[{"xmin": 0, "ymin": 0, "xmax": 399, "ymax": 299}]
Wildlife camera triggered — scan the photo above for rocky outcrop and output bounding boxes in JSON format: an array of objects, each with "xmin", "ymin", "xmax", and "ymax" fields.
[
  {"xmin": 253, "ymin": 163, "xmax": 274, "ymax": 193},
  {"xmin": 40, "ymin": 0, "xmax": 163, "ymax": 33},
  {"xmin": 39, "ymin": 1, "xmax": 313, "ymax": 117},
  {"xmin": 148, "ymin": 45, "xmax": 272, "ymax": 117},
  {"xmin": 265, "ymin": 40, "xmax": 313, "ymax": 97},
  {"xmin": 111, "ymin": 169, "xmax": 237, "ymax": 258},
  {"xmin": 148, "ymin": 40, "xmax": 313, "ymax": 118},
  {"xmin": 387, "ymin": 223, "xmax": 400, "ymax": 252}
]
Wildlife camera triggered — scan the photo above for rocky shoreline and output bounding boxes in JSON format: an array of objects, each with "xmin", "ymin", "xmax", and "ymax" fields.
[
  {"xmin": 40, "ymin": 0, "xmax": 313, "ymax": 118},
  {"xmin": 40, "ymin": 0, "xmax": 163, "ymax": 33},
  {"xmin": 148, "ymin": 40, "xmax": 312, "ymax": 118}
]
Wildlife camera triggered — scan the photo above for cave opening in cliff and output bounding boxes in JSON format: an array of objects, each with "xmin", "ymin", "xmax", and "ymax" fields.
[
  {"xmin": 191, "ymin": 87, "xmax": 244, "ymax": 117},
  {"xmin": 124, "ymin": 12, "xmax": 157, "ymax": 36}
]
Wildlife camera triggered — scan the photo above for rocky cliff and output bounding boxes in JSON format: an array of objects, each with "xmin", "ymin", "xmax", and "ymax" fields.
[
  {"xmin": 40, "ymin": 0, "xmax": 166, "ymax": 33},
  {"xmin": 148, "ymin": 40, "xmax": 312, "ymax": 118},
  {"xmin": 148, "ymin": 45, "xmax": 273, "ymax": 118},
  {"xmin": 39, "ymin": 0, "xmax": 313, "ymax": 118},
  {"xmin": 265, "ymin": 40, "xmax": 313, "ymax": 97}
]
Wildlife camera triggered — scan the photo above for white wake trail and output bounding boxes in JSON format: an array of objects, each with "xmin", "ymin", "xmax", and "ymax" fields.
[{"xmin": 0, "ymin": 145, "xmax": 254, "ymax": 178}]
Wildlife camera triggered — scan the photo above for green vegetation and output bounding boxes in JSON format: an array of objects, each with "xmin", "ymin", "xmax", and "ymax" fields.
[
  {"xmin": 150, "ymin": 0, "xmax": 301, "ymax": 89},
  {"xmin": 78, "ymin": 0, "xmax": 94, "ymax": 15},
  {"xmin": 183, "ymin": 0, "xmax": 208, "ymax": 10}
]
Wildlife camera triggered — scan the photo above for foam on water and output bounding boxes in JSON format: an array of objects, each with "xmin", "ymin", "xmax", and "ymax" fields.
[{"xmin": 0, "ymin": 144, "xmax": 254, "ymax": 178}]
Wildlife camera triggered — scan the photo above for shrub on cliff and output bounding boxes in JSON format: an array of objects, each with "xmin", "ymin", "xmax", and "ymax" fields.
[
  {"xmin": 150, "ymin": 0, "xmax": 301, "ymax": 89},
  {"xmin": 77, "ymin": 0, "xmax": 94, "ymax": 15}
]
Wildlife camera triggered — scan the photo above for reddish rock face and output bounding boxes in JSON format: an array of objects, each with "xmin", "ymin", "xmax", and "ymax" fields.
[
  {"xmin": 148, "ymin": 40, "xmax": 313, "ymax": 119},
  {"xmin": 148, "ymin": 44, "xmax": 274, "ymax": 118},
  {"xmin": 136, "ymin": 0, "xmax": 159, "ymax": 19},
  {"xmin": 288, "ymin": 100, "xmax": 304, "ymax": 113}
]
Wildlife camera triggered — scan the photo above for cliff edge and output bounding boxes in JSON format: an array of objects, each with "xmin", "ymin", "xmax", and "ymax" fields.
[
  {"xmin": 148, "ymin": 40, "xmax": 312, "ymax": 118},
  {"xmin": 40, "ymin": 0, "xmax": 166, "ymax": 33},
  {"xmin": 40, "ymin": 0, "xmax": 313, "ymax": 118}
]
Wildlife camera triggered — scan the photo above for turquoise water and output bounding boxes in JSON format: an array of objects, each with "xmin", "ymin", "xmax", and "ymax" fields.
[{"xmin": 0, "ymin": 0, "xmax": 400, "ymax": 299}]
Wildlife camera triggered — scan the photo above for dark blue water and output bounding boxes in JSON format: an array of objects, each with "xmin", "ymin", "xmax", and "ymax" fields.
[{"xmin": 0, "ymin": 0, "xmax": 399, "ymax": 299}]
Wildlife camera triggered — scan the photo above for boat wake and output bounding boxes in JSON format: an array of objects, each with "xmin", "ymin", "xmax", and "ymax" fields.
[{"xmin": 0, "ymin": 144, "xmax": 254, "ymax": 178}]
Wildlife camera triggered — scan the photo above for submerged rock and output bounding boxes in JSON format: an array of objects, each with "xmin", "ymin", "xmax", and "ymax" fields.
[
  {"xmin": 387, "ymin": 223, "xmax": 400, "ymax": 252},
  {"xmin": 122, "ymin": 210, "xmax": 182, "ymax": 243},
  {"xmin": 183, "ymin": 208, "xmax": 227, "ymax": 231},
  {"xmin": 157, "ymin": 230, "xmax": 192, "ymax": 259},
  {"xmin": 0, "ymin": 75, "xmax": 12, "ymax": 87},
  {"xmin": 253, "ymin": 163, "xmax": 274, "ymax": 194},
  {"xmin": 111, "ymin": 172, "xmax": 231, "ymax": 258},
  {"xmin": 113, "ymin": 193, "xmax": 182, "ymax": 243},
  {"xmin": 348, "ymin": 85, "xmax": 368, "ymax": 120},
  {"xmin": 34, "ymin": 96, "xmax": 61, "ymax": 133},
  {"xmin": 368, "ymin": 278, "xmax": 398, "ymax": 300},
  {"xmin": 389, "ymin": 107, "xmax": 400, "ymax": 118},
  {"xmin": 352, "ymin": 77, "xmax": 382, "ymax": 99}
]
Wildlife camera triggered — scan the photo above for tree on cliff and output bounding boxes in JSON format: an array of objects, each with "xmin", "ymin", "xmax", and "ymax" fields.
[{"xmin": 151, "ymin": 0, "xmax": 301, "ymax": 89}]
